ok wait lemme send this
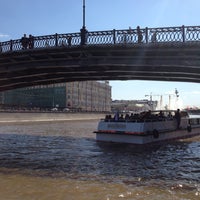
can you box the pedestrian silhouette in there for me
[175,109,181,129]
[137,26,143,43]
[21,34,28,49]
[28,34,34,49]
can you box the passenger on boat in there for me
[175,109,181,129]
[114,112,119,121]
[159,111,164,118]
[168,112,173,118]
[131,113,138,121]
[105,115,112,121]
[125,113,130,120]
[130,113,134,119]
[144,110,152,118]
[119,114,124,121]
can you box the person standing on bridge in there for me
[21,34,29,50]
[21,34,28,49]
[28,34,34,49]
[137,26,143,43]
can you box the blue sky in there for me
[1,0,200,108]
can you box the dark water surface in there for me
[0,120,200,199]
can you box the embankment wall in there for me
[0,112,105,123]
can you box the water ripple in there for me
[0,121,200,199]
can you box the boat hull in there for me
[95,127,200,144]
[95,110,200,144]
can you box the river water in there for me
[0,120,200,199]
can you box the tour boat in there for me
[94,110,200,144]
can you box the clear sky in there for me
[1,0,200,108]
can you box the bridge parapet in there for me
[1,25,200,53]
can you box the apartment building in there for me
[1,81,111,112]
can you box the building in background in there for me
[0,81,111,112]
[111,99,158,112]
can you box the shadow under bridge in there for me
[1,36,200,91]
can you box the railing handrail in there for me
[1,25,200,53]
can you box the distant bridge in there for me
[0,25,200,91]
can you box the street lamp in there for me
[80,0,87,45]
[83,0,85,28]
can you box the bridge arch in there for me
[1,25,200,91]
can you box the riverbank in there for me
[0,112,105,123]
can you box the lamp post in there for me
[80,0,87,45]
[83,0,85,28]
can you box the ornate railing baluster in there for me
[113,29,116,44]
[10,40,13,51]
[55,33,58,47]
[182,25,185,42]
[145,27,148,43]
[186,26,200,41]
